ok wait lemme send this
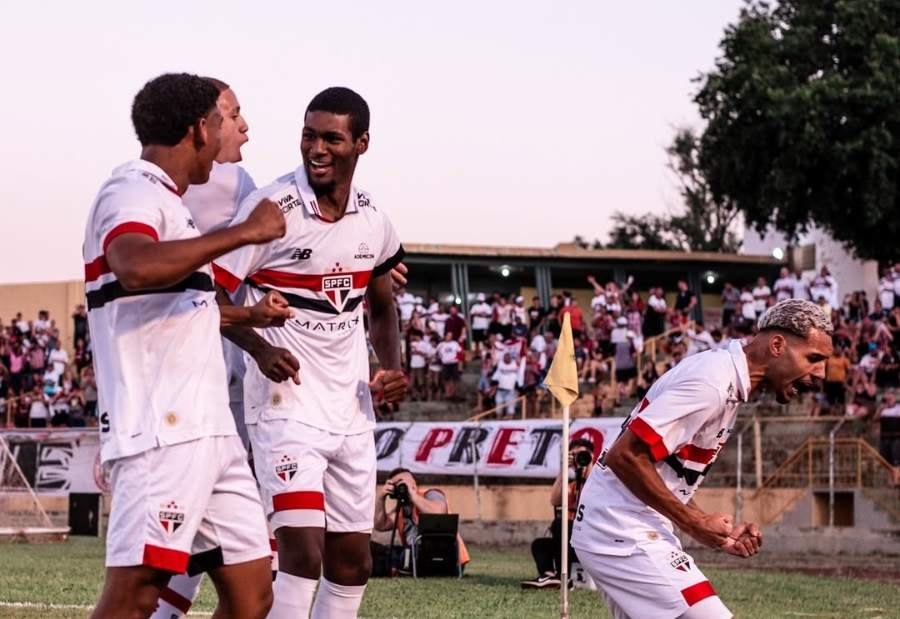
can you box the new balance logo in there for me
[291,248,313,260]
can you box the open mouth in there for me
[308,160,332,175]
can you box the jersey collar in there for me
[117,159,181,196]
[727,339,751,401]
[293,165,360,220]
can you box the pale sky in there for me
[0,0,745,284]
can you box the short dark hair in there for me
[131,73,220,147]
[387,467,410,479]
[203,76,230,93]
[569,438,594,452]
[306,87,370,140]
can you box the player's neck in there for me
[742,340,768,395]
[313,183,352,221]
[140,147,190,195]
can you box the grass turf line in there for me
[0,537,898,618]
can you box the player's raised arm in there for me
[604,429,734,549]
[106,198,285,291]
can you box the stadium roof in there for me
[404,242,783,265]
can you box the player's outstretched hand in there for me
[253,345,301,385]
[242,198,286,244]
[249,291,293,327]
[390,262,408,291]
[721,522,762,558]
[685,512,733,549]
[369,369,408,403]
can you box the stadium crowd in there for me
[392,264,900,465]
[0,306,97,428]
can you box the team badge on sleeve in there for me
[275,454,298,483]
[158,501,185,535]
[669,551,692,572]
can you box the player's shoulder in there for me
[662,348,733,391]
[95,162,164,210]
[239,169,302,213]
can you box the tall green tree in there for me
[693,0,900,262]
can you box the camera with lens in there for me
[574,450,592,469]
[388,481,411,505]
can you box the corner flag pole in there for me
[560,402,571,618]
[543,313,579,619]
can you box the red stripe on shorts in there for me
[628,416,669,461]
[272,491,325,512]
[677,444,717,465]
[142,544,189,573]
[159,586,192,614]
[269,538,278,551]
[682,580,716,606]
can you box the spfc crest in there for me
[322,274,353,312]
[669,551,691,572]
[158,501,185,536]
[275,454,298,483]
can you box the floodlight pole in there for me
[560,405,570,619]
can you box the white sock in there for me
[310,577,367,619]
[267,572,318,619]
[150,573,203,618]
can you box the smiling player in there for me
[572,299,833,619]
[212,87,407,619]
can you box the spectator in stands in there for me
[823,347,851,410]
[395,286,416,330]
[408,332,431,401]
[740,286,756,323]
[527,296,546,333]
[752,277,772,318]
[721,282,740,327]
[521,437,594,590]
[436,331,463,401]
[673,279,696,321]
[493,296,513,338]
[558,297,584,340]
[877,392,900,466]
[469,293,492,352]
[444,305,467,344]
[643,287,667,337]
[773,267,794,303]
[493,352,519,418]
[72,304,88,347]
[26,387,50,428]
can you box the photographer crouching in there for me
[521,438,595,589]
[371,468,470,576]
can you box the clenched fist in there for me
[721,522,762,558]
[248,291,293,328]
[684,512,734,549]
[253,345,301,385]
[369,369,408,403]
[242,198,286,244]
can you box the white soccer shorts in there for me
[578,538,732,619]
[249,419,376,533]
[105,435,270,573]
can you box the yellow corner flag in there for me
[544,313,579,407]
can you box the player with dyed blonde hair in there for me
[573,299,832,618]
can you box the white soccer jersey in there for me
[183,162,257,234]
[213,166,404,435]
[572,340,750,556]
[182,163,258,405]
[83,160,235,463]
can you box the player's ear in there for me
[192,118,208,150]
[768,333,786,358]
[355,131,369,156]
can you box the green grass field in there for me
[0,538,898,618]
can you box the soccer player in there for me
[212,87,407,619]
[572,299,833,619]
[85,73,291,619]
